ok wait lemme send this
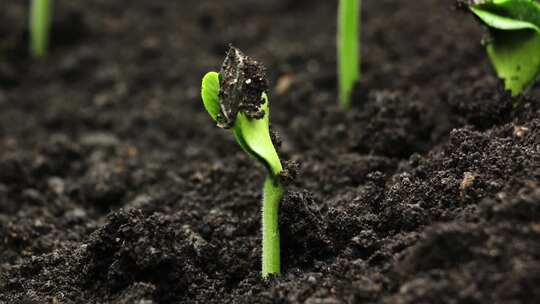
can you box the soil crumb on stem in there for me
[217,45,269,129]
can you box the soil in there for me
[1,0,540,303]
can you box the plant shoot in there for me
[201,46,284,278]
[30,0,53,58]
[338,0,360,109]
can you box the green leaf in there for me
[469,0,540,96]
[201,71,221,121]
[471,0,540,32]
[488,30,540,96]
[200,73,282,179]
[233,93,283,178]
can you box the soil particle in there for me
[386,188,540,304]
[280,190,331,267]
[445,82,514,130]
[459,171,476,196]
[79,161,127,208]
[513,125,529,138]
[277,160,300,186]
[80,210,216,301]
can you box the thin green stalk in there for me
[338,0,360,109]
[262,176,284,277]
[30,0,53,59]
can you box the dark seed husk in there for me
[217,45,269,129]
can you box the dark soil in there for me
[1,0,540,303]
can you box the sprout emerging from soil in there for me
[338,0,360,109]
[464,0,540,96]
[30,0,53,58]
[201,46,284,278]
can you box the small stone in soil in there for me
[513,126,529,138]
[460,172,476,195]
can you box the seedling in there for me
[466,0,540,96]
[30,0,53,58]
[201,46,284,278]
[338,0,360,109]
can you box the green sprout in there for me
[467,0,540,96]
[338,0,360,109]
[30,0,53,58]
[201,47,284,278]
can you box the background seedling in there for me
[467,0,540,96]
[201,47,284,278]
[30,0,53,58]
[338,0,360,109]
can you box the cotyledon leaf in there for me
[200,71,282,179]
[470,0,540,96]
[487,30,540,96]
[233,94,282,178]
[201,71,221,121]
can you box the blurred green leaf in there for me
[201,71,221,121]
[470,0,540,95]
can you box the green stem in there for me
[338,0,360,109]
[261,175,284,278]
[30,0,53,59]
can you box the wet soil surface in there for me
[1,0,540,303]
